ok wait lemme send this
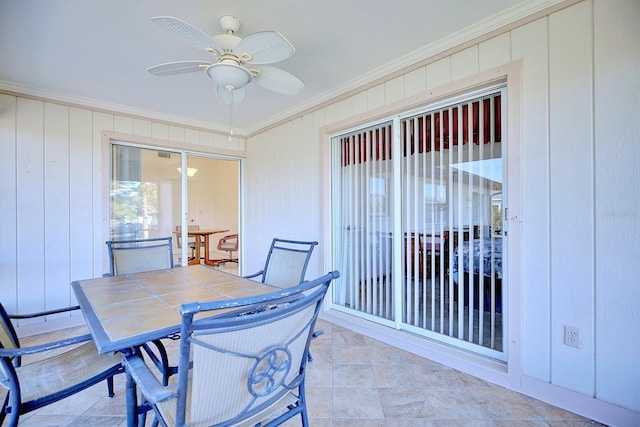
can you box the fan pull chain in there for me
[228,89,234,142]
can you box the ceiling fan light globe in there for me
[206,63,252,90]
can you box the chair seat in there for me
[16,342,122,404]
[219,242,237,251]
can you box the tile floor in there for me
[14,318,605,427]
[12,264,604,427]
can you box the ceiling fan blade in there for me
[253,65,304,95]
[147,61,211,76]
[151,16,223,54]
[235,31,295,65]
[216,85,246,105]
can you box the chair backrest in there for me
[217,234,238,252]
[261,238,318,288]
[106,237,174,276]
[174,225,200,249]
[172,271,339,426]
[0,303,19,352]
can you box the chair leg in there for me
[107,376,115,397]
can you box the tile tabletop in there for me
[72,265,276,353]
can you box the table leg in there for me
[194,236,201,264]
[204,235,211,263]
[126,370,137,427]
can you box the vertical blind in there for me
[335,122,395,320]
[333,89,504,358]
[401,92,503,355]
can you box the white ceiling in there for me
[0,0,551,134]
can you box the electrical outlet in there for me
[564,326,580,349]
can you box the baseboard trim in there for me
[520,376,640,427]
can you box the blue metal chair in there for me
[0,304,123,427]
[105,236,176,387]
[123,271,339,427]
[245,238,318,288]
[106,236,174,276]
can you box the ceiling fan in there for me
[147,15,304,105]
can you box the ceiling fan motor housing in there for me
[219,15,240,34]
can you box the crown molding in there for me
[0,80,245,137]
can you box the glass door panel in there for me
[332,122,395,323]
[400,91,505,359]
[183,155,240,268]
[110,145,179,244]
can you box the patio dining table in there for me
[71,264,279,426]
[72,264,277,354]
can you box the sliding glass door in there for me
[331,86,506,360]
[110,143,240,267]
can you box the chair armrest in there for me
[8,305,81,320]
[243,270,264,280]
[123,353,174,403]
[0,334,93,357]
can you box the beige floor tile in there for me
[333,386,384,418]
[377,386,434,418]
[306,361,333,388]
[333,418,387,427]
[423,386,492,420]
[470,385,544,420]
[386,419,435,427]
[333,363,376,387]
[16,414,79,426]
[305,386,333,419]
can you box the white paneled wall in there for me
[242,116,325,278]
[0,96,245,328]
[245,0,640,423]
[593,0,640,412]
